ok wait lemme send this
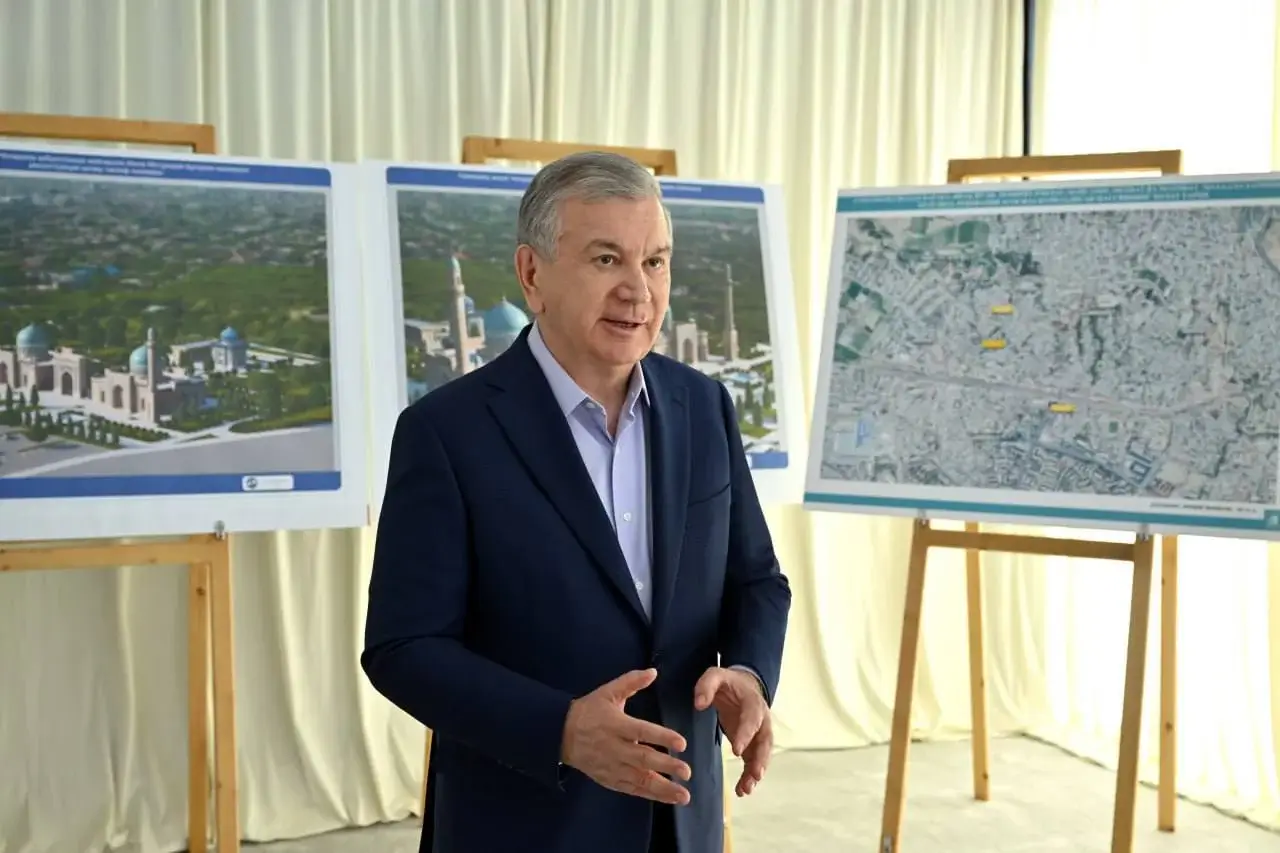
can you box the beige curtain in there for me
[1019,0,1280,828]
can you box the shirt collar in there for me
[527,321,649,418]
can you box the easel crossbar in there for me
[0,535,223,572]
[922,528,1138,562]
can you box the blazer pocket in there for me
[688,481,730,507]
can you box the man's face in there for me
[516,194,671,370]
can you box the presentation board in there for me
[805,174,1280,540]
[360,162,805,506]
[0,144,368,541]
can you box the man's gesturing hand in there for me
[694,666,772,797]
[560,668,692,805]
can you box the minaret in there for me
[145,326,160,385]
[724,264,740,362]
[450,254,474,375]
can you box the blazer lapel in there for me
[486,331,648,624]
[643,358,689,642]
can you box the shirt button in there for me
[635,580,645,591]
[622,511,633,522]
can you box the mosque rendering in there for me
[652,263,742,367]
[402,256,532,401]
[0,322,251,426]
[403,256,745,402]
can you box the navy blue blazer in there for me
[362,325,790,853]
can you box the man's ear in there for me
[514,244,545,314]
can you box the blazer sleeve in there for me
[361,404,574,789]
[714,381,792,705]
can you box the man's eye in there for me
[647,257,667,269]
[596,255,617,265]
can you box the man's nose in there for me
[618,268,652,303]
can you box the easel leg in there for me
[209,542,240,853]
[1109,536,1156,853]
[879,521,932,852]
[963,522,990,801]
[188,559,211,853]
[1158,535,1178,831]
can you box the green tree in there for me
[248,371,283,419]
[28,386,39,407]
[103,316,127,348]
[81,321,105,348]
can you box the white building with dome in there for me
[0,321,235,426]
[85,326,204,424]
[479,297,529,362]
[0,322,98,400]
[404,255,531,402]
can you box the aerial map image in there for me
[814,186,1280,517]
[0,167,338,489]
[393,182,782,458]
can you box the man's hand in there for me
[561,668,692,805]
[694,666,772,797]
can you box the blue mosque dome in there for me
[16,322,51,348]
[483,298,529,335]
[220,326,241,343]
[129,344,150,375]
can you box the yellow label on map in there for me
[981,338,1006,349]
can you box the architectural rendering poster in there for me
[0,145,368,542]
[805,174,1280,540]
[360,163,804,506]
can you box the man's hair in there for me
[516,150,670,258]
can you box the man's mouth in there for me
[604,319,644,330]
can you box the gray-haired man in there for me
[363,151,791,853]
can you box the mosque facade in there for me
[403,255,531,402]
[651,262,741,367]
[0,322,248,426]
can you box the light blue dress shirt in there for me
[526,323,765,696]
[527,321,655,617]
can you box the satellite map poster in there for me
[804,174,1280,539]
[0,144,369,542]
[360,162,805,506]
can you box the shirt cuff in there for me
[728,664,766,697]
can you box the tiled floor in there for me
[249,737,1280,852]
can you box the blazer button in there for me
[650,651,663,665]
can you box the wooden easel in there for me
[415,135,732,848]
[0,112,239,853]
[879,149,1184,853]
[461,135,679,175]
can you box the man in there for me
[362,151,791,853]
